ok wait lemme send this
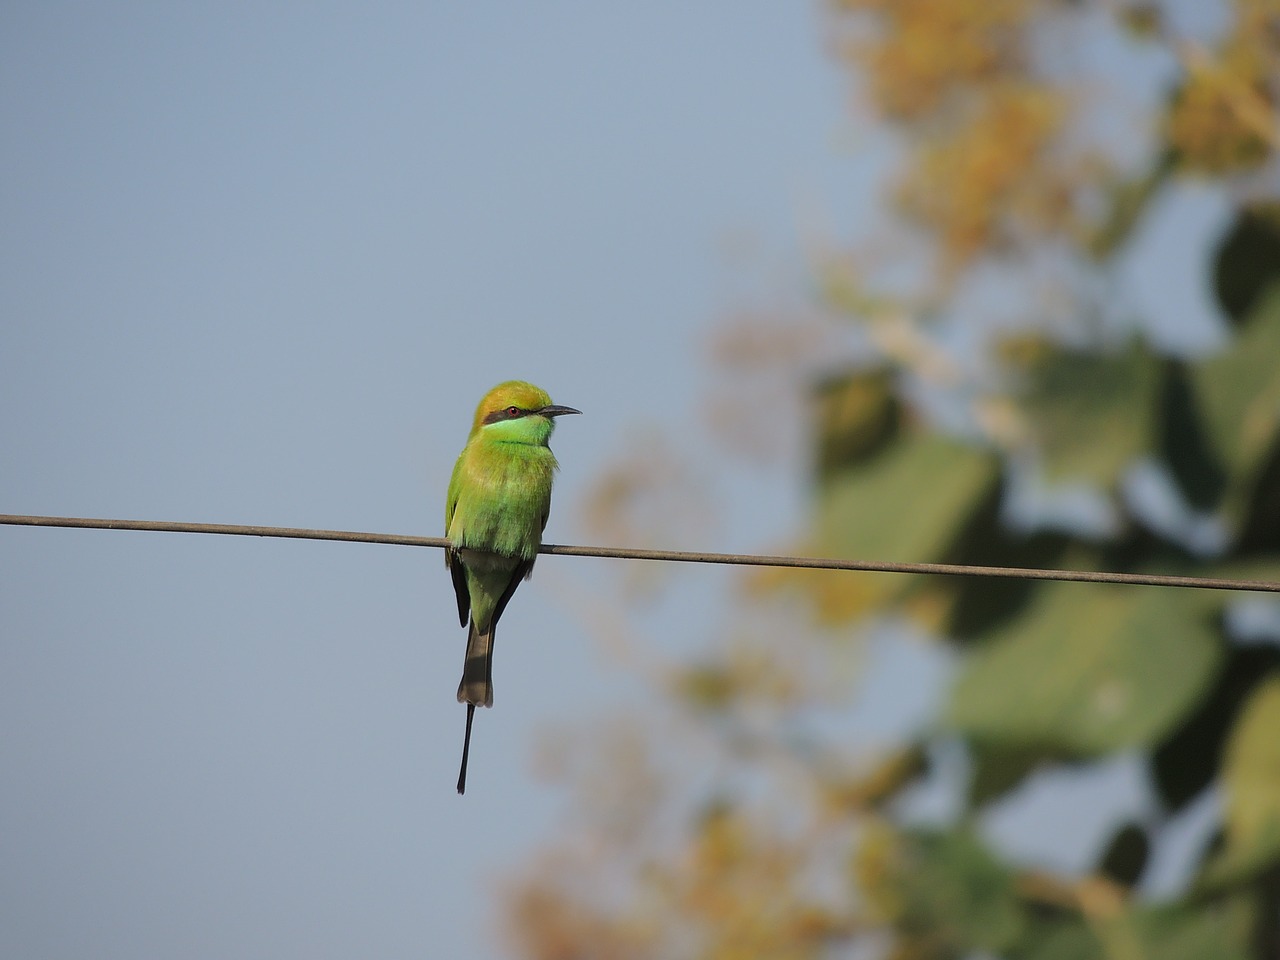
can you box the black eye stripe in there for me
[482,406,529,425]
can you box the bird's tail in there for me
[457,703,475,794]
[456,620,494,795]
[456,619,495,708]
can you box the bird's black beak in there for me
[538,404,582,418]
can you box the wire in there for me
[2,512,1278,594]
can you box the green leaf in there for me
[1020,341,1162,487]
[1152,645,1280,813]
[792,432,997,624]
[880,828,1026,954]
[910,476,1072,642]
[1200,675,1280,888]
[1021,920,1103,960]
[812,368,900,478]
[1096,898,1254,960]
[814,432,997,561]
[967,741,1050,808]
[947,580,1223,755]
[1191,286,1280,539]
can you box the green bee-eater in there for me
[445,380,580,794]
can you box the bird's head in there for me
[470,380,581,444]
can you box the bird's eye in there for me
[506,406,520,417]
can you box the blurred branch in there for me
[1175,37,1280,152]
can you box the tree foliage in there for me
[508,2,1280,957]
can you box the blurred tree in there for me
[507,1,1280,957]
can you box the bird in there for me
[445,380,580,794]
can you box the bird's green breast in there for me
[447,440,557,560]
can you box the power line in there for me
[2,512,1278,594]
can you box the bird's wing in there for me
[449,551,470,627]
[524,509,549,581]
[445,458,462,562]
[445,455,470,626]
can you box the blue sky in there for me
[0,3,863,957]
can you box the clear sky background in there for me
[0,3,867,957]
[0,3,1241,958]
